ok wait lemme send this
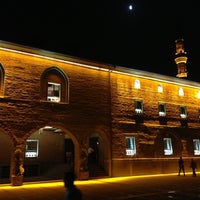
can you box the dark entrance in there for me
[88,136,107,177]
[88,137,99,164]
[64,138,74,172]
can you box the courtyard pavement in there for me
[0,172,200,200]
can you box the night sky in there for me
[1,1,199,82]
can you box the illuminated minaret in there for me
[174,38,188,78]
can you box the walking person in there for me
[178,156,185,176]
[63,172,82,200]
[190,158,197,177]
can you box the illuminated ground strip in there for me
[0,172,196,189]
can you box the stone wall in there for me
[0,42,200,181]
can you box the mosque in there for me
[0,38,199,186]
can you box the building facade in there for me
[0,40,200,185]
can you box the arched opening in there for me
[0,131,13,183]
[23,126,79,182]
[40,66,69,103]
[88,132,110,177]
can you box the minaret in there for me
[174,38,188,78]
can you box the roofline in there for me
[0,40,199,89]
[0,40,113,70]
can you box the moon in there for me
[128,4,133,11]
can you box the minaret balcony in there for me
[175,56,188,64]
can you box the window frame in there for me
[25,139,39,158]
[158,102,166,117]
[163,138,173,155]
[126,136,136,156]
[47,82,61,102]
[135,100,143,114]
[178,87,184,96]
[134,79,140,89]
[40,67,69,103]
[193,139,200,155]
[198,91,200,99]
[158,84,163,93]
[180,105,187,118]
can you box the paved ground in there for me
[0,172,200,200]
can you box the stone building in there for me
[0,39,200,185]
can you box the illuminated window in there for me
[158,102,166,116]
[158,84,163,93]
[193,139,200,155]
[198,91,200,99]
[41,67,69,103]
[135,100,143,114]
[126,136,136,156]
[25,139,39,158]
[47,82,61,102]
[178,87,184,96]
[134,79,140,89]
[163,138,173,155]
[180,106,187,118]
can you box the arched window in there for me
[134,79,140,89]
[178,87,184,96]
[0,63,5,96]
[40,67,69,103]
[197,91,200,99]
[158,84,163,93]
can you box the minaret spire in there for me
[174,38,188,78]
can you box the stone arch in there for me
[24,123,81,180]
[51,125,80,177]
[0,129,14,181]
[88,127,111,177]
[40,66,69,103]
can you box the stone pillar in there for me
[79,140,89,180]
[10,139,25,186]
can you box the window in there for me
[47,82,61,102]
[193,139,200,155]
[178,87,184,96]
[163,138,173,155]
[180,106,187,118]
[135,100,143,114]
[158,84,163,93]
[25,139,39,158]
[134,79,140,89]
[126,136,136,156]
[0,63,5,96]
[198,91,200,99]
[158,102,166,116]
[197,91,200,99]
[41,67,69,103]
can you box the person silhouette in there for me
[178,156,185,176]
[63,172,82,200]
[190,158,197,177]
